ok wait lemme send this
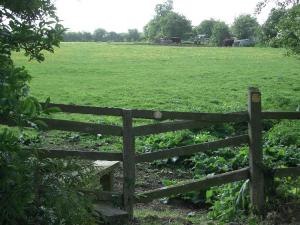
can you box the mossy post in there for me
[248,87,265,213]
[122,110,135,220]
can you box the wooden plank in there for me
[93,203,128,225]
[43,103,123,116]
[94,161,120,176]
[274,166,300,177]
[94,161,120,192]
[0,117,123,136]
[135,167,250,203]
[41,118,123,136]
[36,149,123,161]
[122,110,135,220]
[41,103,249,122]
[133,120,213,136]
[262,112,300,120]
[136,135,249,163]
[248,87,264,213]
[132,109,248,122]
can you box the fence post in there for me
[248,87,265,213]
[122,110,135,220]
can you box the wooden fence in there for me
[1,87,300,220]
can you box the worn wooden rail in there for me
[274,166,300,177]
[1,88,300,221]
[35,148,123,161]
[136,135,249,163]
[135,167,250,203]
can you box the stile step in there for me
[93,203,128,225]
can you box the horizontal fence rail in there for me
[34,149,123,161]
[136,135,249,163]
[133,120,213,136]
[0,118,123,136]
[44,103,123,116]
[274,166,300,177]
[43,103,249,122]
[41,118,123,136]
[135,167,250,203]
[131,110,249,122]
[262,112,300,120]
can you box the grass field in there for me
[14,43,300,113]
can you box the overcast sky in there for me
[55,0,275,33]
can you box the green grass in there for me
[14,43,300,113]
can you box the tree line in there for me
[63,28,143,42]
[63,0,300,54]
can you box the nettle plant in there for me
[0,1,98,224]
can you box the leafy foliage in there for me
[0,1,99,224]
[211,21,231,46]
[277,4,300,55]
[194,19,218,37]
[232,14,260,40]
[0,129,98,225]
[261,8,287,47]
[144,0,192,40]
[256,0,299,14]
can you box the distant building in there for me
[194,34,210,45]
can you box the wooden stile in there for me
[0,88,298,220]
[248,87,265,213]
[136,135,249,163]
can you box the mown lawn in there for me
[14,43,300,113]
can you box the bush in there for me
[0,128,99,225]
[266,121,300,147]
[278,5,300,55]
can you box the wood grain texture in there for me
[135,167,249,203]
[136,135,249,163]
[36,149,123,161]
[262,112,300,120]
[122,110,135,220]
[248,87,265,213]
[274,166,300,177]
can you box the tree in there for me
[256,0,299,13]
[0,1,96,224]
[277,4,300,54]
[261,8,287,46]
[160,12,192,38]
[105,31,121,42]
[232,14,260,39]
[211,21,231,46]
[127,29,140,42]
[0,0,64,119]
[195,19,218,37]
[93,28,107,42]
[155,0,173,16]
[144,0,192,40]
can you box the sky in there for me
[55,0,275,33]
